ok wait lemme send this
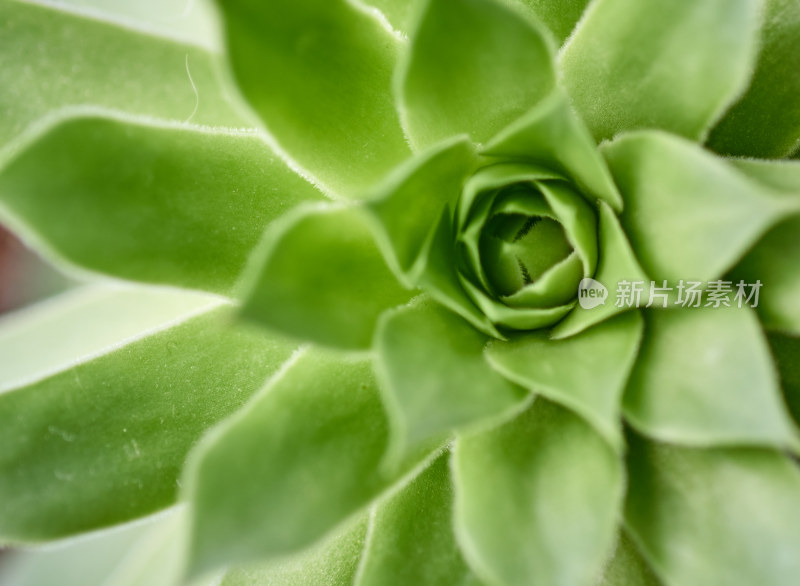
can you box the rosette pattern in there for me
[1,0,800,585]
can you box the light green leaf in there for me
[768,332,800,427]
[356,453,477,586]
[486,310,643,449]
[222,515,368,586]
[624,306,799,449]
[50,0,221,49]
[483,91,622,211]
[358,0,415,34]
[240,205,413,349]
[101,509,198,586]
[216,0,410,196]
[625,434,800,586]
[375,298,527,458]
[453,398,623,586]
[0,288,296,542]
[185,347,434,574]
[597,529,662,586]
[552,201,648,339]
[729,159,800,334]
[602,131,799,283]
[0,284,217,392]
[0,116,323,295]
[398,0,555,150]
[560,0,762,142]
[708,0,800,157]
[367,138,477,278]
[0,519,155,586]
[0,0,246,158]
[415,210,499,337]
[498,0,591,45]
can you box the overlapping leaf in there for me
[561,0,762,141]
[453,398,623,586]
[0,116,324,295]
[0,0,246,160]
[216,0,410,196]
[0,285,296,542]
[398,0,555,149]
[626,434,800,586]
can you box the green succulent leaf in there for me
[603,131,799,283]
[499,0,591,45]
[624,306,799,450]
[240,205,414,349]
[185,347,436,575]
[356,453,478,586]
[0,116,323,295]
[221,515,368,586]
[560,0,762,142]
[0,516,157,586]
[482,90,622,211]
[375,297,527,458]
[453,398,623,586]
[707,0,800,158]
[768,332,800,426]
[598,530,662,586]
[216,0,410,196]
[0,286,296,542]
[625,434,800,586]
[552,201,649,339]
[729,159,800,334]
[398,0,555,149]
[359,0,415,34]
[0,0,247,161]
[485,310,643,450]
[367,137,478,278]
[100,509,197,586]
[415,209,500,337]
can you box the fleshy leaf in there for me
[101,509,197,586]
[222,515,368,586]
[453,398,623,586]
[560,0,762,142]
[398,0,555,149]
[624,306,800,449]
[485,310,643,449]
[707,0,800,158]
[602,131,799,283]
[597,529,662,586]
[240,205,414,349]
[0,0,246,156]
[359,0,415,34]
[625,434,800,586]
[499,0,591,45]
[375,297,527,458]
[0,116,324,295]
[185,347,434,574]
[0,515,157,586]
[367,137,477,278]
[0,284,215,392]
[729,159,800,334]
[0,288,296,542]
[768,332,800,427]
[355,453,477,586]
[216,0,410,196]
[483,90,622,211]
[415,209,499,337]
[552,201,649,339]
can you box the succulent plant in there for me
[1,0,800,584]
